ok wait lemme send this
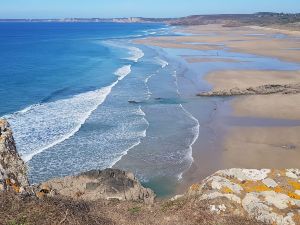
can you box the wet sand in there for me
[185,57,240,63]
[135,24,300,194]
[136,24,300,63]
[223,126,300,168]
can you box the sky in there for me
[1,0,300,19]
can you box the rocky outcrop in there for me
[0,119,155,203]
[38,169,156,204]
[187,168,300,225]
[0,119,28,193]
[197,83,300,96]
[2,118,300,224]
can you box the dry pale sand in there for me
[206,70,300,90]
[247,25,300,36]
[226,39,300,63]
[137,24,300,63]
[204,69,300,119]
[204,69,300,170]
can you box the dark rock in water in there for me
[154,97,163,100]
[0,119,29,193]
[128,100,140,104]
[197,83,300,97]
[39,168,156,204]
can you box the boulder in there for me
[0,119,28,192]
[39,169,156,204]
[187,168,300,225]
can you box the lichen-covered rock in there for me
[39,169,156,204]
[188,169,300,225]
[0,119,28,192]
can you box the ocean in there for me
[0,22,199,195]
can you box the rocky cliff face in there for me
[186,168,300,225]
[0,119,28,192]
[38,169,156,204]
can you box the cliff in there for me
[0,118,299,225]
[0,119,28,193]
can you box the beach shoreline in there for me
[135,23,300,195]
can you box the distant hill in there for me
[164,12,300,26]
[1,13,300,27]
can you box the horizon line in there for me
[1,11,300,20]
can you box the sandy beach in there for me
[136,24,300,63]
[135,24,300,193]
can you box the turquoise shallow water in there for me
[0,22,199,192]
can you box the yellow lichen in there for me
[12,184,20,193]
[240,180,271,193]
[190,184,200,192]
[5,179,12,186]
[288,180,300,190]
[5,179,20,193]
[287,192,300,200]
[274,183,300,199]
[274,186,284,194]
[220,186,234,194]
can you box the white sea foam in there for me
[102,41,144,63]
[144,74,153,84]
[172,71,200,180]
[114,65,131,80]
[155,57,169,68]
[109,106,149,168]
[144,74,154,98]
[125,47,144,62]
[5,66,133,162]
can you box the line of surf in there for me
[4,65,133,162]
[172,70,200,180]
[108,105,149,168]
[155,57,169,68]
[108,66,153,168]
[102,41,145,63]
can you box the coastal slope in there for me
[1,118,300,225]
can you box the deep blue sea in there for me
[0,22,200,195]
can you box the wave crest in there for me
[126,47,144,62]
[155,57,169,68]
[5,66,133,162]
[114,65,131,80]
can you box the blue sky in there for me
[1,0,300,19]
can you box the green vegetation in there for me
[128,206,142,214]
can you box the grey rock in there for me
[197,83,300,97]
[40,168,156,204]
[0,119,28,191]
[188,168,300,225]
